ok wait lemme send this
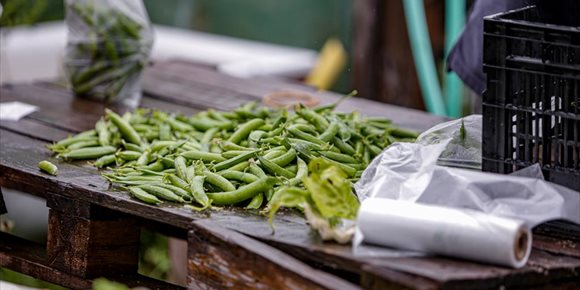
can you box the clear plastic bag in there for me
[415,115,482,170]
[65,0,153,107]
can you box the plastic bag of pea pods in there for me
[64,0,154,108]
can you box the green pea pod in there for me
[67,140,100,150]
[219,170,259,184]
[174,156,188,180]
[181,150,226,163]
[286,157,308,187]
[269,148,296,167]
[228,119,265,144]
[318,151,358,164]
[207,177,277,206]
[213,150,258,172]
[257,156,294,179]
[38,160,58,176]
[94,154,116,168]
[165,174,190,190]
[190,176,210,207]
[153,183,193,203]
[117,150,142,161]
[248,163,267,178]
[203,171,236,192]
[106,109,142,145]
[319,122,339,142]
[246,193,264,209]
[60,146,117,160]
[128,187,162,205]
[139,184,184,203]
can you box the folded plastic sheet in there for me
[353,115,580,267]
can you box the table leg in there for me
[46,194,140,278]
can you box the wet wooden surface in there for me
[1,60,579,289]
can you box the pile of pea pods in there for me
[47,102,417,210]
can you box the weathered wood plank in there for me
[188,220,360,290]
[362,250,580,290]
[0,232,183,290]
[143,61,448,131]
[532,235,580,258]
[47,195,140,278]
[0,82,201,135]
[0,187,7,215]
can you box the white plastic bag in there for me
[353,115,580,266]
[65,0,153,107]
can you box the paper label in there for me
[0,102,38,121]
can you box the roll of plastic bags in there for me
[353,115,580,267]
[357,198,532,268]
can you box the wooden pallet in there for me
[1,61,579,290]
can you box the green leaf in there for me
[303,158,359,220]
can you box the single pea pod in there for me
[106,109,142,145]
[185,165,196,183]
[38,160,58,176]
[165,174,190,190]
[60,146,117,160]
[248,163,267,178]
[287,126,326,146]
[190,176,210,207]
[318,150,358,164]
[257,156,294,179]
[66,140,100,150]
[117,150,142,161]
[174,155,188,181]
[319,122,339,142]
[295,104,329,132]
[95,118,111,146]
[136,150,152,166]
[167,118,193,132]
[246,193,264,209]
[51,136,98,150]
[140,160,165,172]
[181,150,226,163]
[332,137,356,155]
[269,148,296,167]
[153,183,193,202]
[128,187,162,205]
[286,157,308,186]
[207,176,277,206]
[228,119,265,144]
[93,154,117,168]
[218,141,253,152]
[227,161,251,172]
[213,150,258,172]
[219,170,259,184]
[138,184,184,203]
[203,171,236,192]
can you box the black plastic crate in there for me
[482,5,580,192]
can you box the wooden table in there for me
[1,61,579,290]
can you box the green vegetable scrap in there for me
[267,158,359,243]
[46,102,416,228]
[38,160,58,176]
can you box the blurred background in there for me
[0,0,474,116]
